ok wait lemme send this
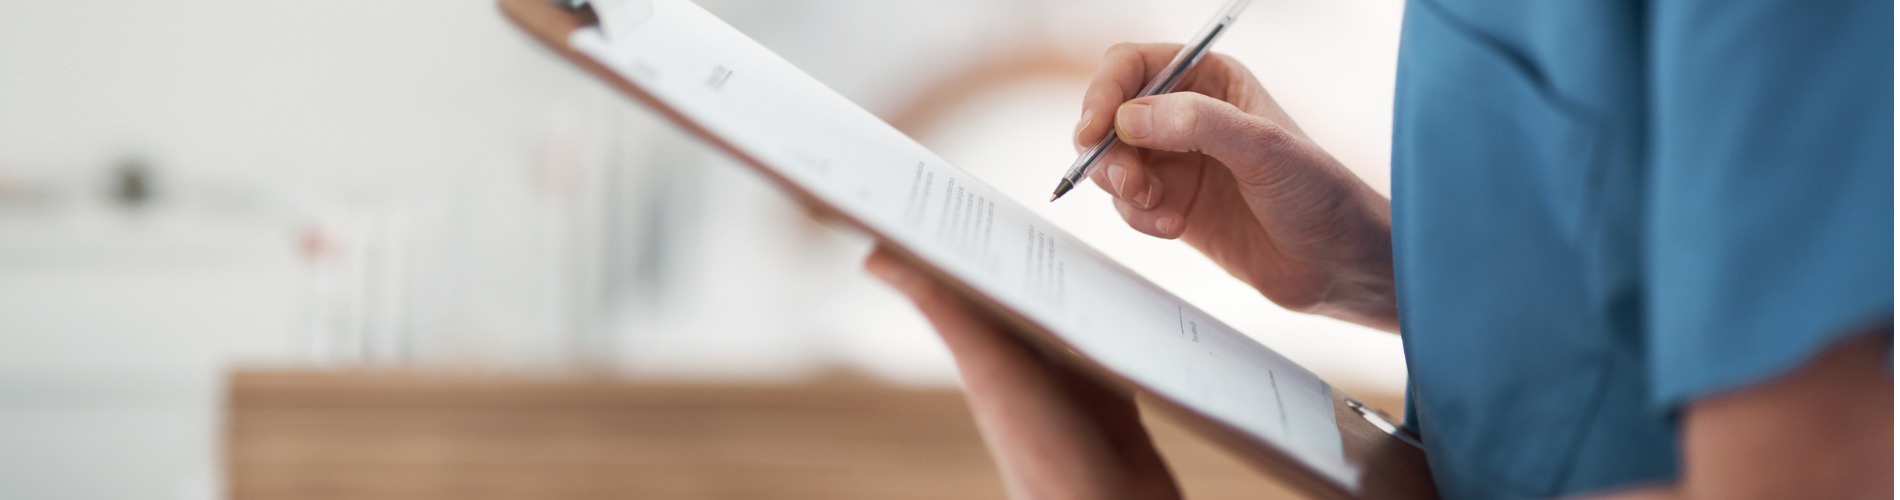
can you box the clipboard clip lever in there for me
[1347,398,1424,449]
[560,0,654,39]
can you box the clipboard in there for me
[499,0,1437,497]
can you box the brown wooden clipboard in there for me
[498,1,1437,497]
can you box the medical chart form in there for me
[568,0,1353,486]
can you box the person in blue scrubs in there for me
[865,1,1892,498]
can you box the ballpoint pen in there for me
[1049,0,1254,202]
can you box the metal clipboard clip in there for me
[562,0,654,39]
[1347,398,1424,449]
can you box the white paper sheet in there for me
[569,0,1351,486]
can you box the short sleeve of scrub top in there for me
[1644,0,1894,411]
[1390,0,1893,498]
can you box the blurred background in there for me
[0,0,1407,498]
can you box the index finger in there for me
[1075,43,1188,151]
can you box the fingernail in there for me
[1074,109,1095,151]
[1135,176,1158,209]
[1155,216,1177,235]
[1108,164,1128,198]
[1118,103,1152,139]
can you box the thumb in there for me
[1114,92,1288,175]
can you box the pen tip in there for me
[1049,179,1074,202]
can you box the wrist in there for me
[1305,185,1399,332]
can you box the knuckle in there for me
[1250,120,1297,154]
[1229,122,1301,188]
[1211,53,1249,74]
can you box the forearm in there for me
[1571,331,1893,500]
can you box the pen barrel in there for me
[1065,131,1119,182]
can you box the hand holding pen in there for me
[1062,10,1400,329]
[1049,0,1254,201]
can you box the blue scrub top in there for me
[1390,0,1893,497]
